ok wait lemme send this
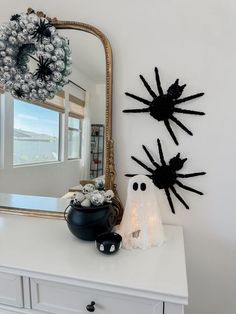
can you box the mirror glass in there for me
[0,28,107,212]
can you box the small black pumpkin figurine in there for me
[123,67,205,145]
[126,138,206,214]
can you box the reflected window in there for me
[68,116,82,159]
[13,100,60,166]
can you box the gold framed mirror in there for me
[0,9,123,222]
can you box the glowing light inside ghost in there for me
[118,175,165,249]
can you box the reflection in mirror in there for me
[0,28,107,211]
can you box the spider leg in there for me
[170,186,189,209]
[123,108,150,113]
[46,58,52,64]
[157,138,166,165]
[174,108,205,115]
[164,188,175,214]
[164,120,179,145]
[125,92,150,105]
[142,145,160,168]
[139,75,157,99]
[175,180,203,195]
[131,156,154,173]
[177,172,206,178]
[44,59,51,66]
[174,93,204,105]
[155,67,164,96]
[170,116,193,136]
[31,33,38,40]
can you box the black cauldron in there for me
[64,201,117,241]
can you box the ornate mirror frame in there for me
[0,9,123,222]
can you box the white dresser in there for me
[0,214,188,314]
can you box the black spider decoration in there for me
[31,19,52,43]
[14,88,25,99]
[123,67,205,145]
[126,138,206,214]
[10,14,21,21]
[34,56,53,81]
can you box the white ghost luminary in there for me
[118,175,165,250]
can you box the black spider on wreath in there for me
[123,67,205,145]
[10,14,21,22]
[31,18,52,43]
[14,88,25,99]
[34,56,53,81]
[126,138,206,214]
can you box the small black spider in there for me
[10,14,21,21]
[123,67,205,145]
[34,56,52,81]
[14,88,25,99]
[126,138,206,214]
[31,19,52,43]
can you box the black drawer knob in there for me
[86,301,96,312]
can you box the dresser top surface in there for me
[0,214,188,304]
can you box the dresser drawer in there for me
[30,278,163,314]
[0,272,23,308]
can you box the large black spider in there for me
[34,56,53,81]
[126,138,206,214]
[123,67,205,145]
[31,19,52,43]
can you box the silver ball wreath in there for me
[0,12,72,102]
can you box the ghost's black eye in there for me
[141,183,146,191]
[133,182,138,191]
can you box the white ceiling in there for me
[60,29,106,84]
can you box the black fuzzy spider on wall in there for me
[126,138,206,214]
[123,67,205,145]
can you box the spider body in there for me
[126,139,206,214]
[31,19,52,43]
[152,166,176,188]
[10,14,21,21]
[149,94,174,121]
[14,88,25,98]
[152,154,187,189]
[34,56,52,81]
[123,67,205,145]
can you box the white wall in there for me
[0,1,236,314]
